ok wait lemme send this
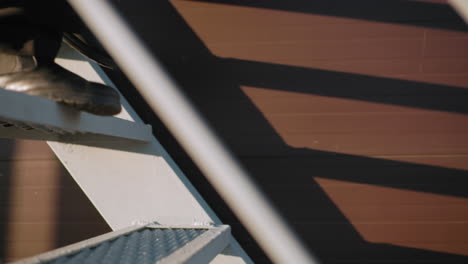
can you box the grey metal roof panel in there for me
[12,225,230,264]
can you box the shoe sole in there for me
[25,86,122,116]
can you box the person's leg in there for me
[0,5,40,73]
[0,1,121,116]
[0,1,62,68]
[22,0,63,66]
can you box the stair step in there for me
[11,224,231,264]
[0,88,152,142]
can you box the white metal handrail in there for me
[67,1,318,263]
[450,0,468,24]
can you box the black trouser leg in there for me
[0,0,75,69]
[0,1,122,116]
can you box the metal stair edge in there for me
[10,224,147,264]
[158,225,231,264]
[0,88,153,142]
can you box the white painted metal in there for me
[450,0,468,23]
[50,46,252,264]
[67,0,317,263]
[0,125,61,141]
[0,87,152,142]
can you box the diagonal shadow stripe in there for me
[191,0,468,32]
[223,58,468,115]
[241,146,468,198]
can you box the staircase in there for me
[1,44,251,264]
[1,0,321,262]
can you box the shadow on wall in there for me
[192,0,468,31]
[54,164,111,248]
[0,139,14,263]
[0,139,110,262]
[106,0,468,263]
[226,59,468,115]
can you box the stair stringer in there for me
[46,45,253,264]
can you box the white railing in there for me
[67,1,318,263]
[450,0,468,24]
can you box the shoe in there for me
[0,63,121,116]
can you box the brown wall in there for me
[107,0,468,263]
[168,1,468,263]
[0,139,110,263]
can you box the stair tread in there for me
[0,89,152,142]
[11,225,230,264]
